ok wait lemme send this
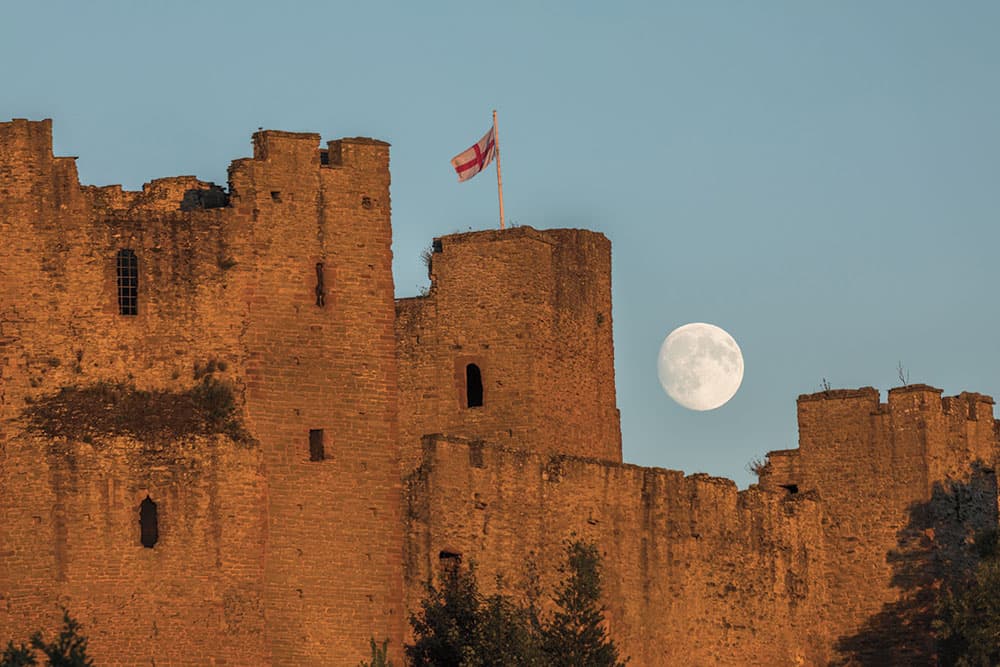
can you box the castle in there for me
[0,119,996,666]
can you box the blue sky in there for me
[3,1,998,487]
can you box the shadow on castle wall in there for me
[834,464,998,666]
[180,186,228,211]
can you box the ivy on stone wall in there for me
[21,377,254,446]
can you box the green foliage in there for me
[408,565,479,665]
[0,642,36,667]
[357,637,394,667]
[407,564,541,666]
[406,541,626,667]
[1,609,92,667]
[934,531,1000,666]
[540,542,626,667]
[474,585,546,666]
[22,378,253,445]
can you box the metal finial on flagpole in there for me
[493,109,505,230]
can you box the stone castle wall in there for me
[395,227,621,472]
[405,435,831,665]
[761,386,1000,661]
[0,119,403,665]
[0,432,266,666]
[1,118,998,665]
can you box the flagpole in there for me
[493,109,505,230]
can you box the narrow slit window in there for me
[309,429,325,462]
[116,249,138,316]
[315,262,326,307]
[466,364,483,408]
[139,496,158,548]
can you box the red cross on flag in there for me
[450,123,496,182]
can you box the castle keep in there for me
[1,119,996,665]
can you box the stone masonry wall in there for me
[395,227,621,473]
[0,432,265,666]
[230,130,404,665]
[0,119,404,666]
[406,435,832,666]
[761,385,1000,663]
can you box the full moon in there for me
[657,323,744,411]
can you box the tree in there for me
[540,541,627,667]
[1,609,92,667]
[934,530,1000,666]
[475,585,545,667]
[407,564,483,665]
[406,541,626,666]
[406,564,542,666]
[0,642,36,667]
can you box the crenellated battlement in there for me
[0,118,54,159]
[251,129,322,162]
[0,119,81,207]
[765,385,999,495]
[0,119,389,219]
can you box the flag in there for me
[450,124,496,182]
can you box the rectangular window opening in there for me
[309,429,325,462]
[116,249,138,316]
[469,442,485,468]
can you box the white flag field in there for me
[450,124,496,182]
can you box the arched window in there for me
[466,364,483,408]
[139,496,158,548]
[116,249,138,316]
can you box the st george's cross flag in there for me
[450,123,496,182]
